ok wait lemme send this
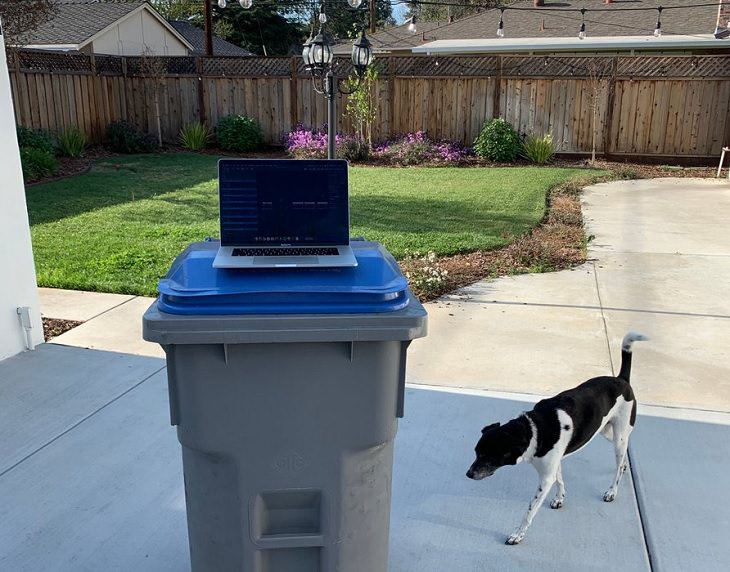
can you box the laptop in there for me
[213,159,358,269]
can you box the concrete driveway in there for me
[408,177,730,413]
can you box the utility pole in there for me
[369,0,376,33]
[203,0,213,56]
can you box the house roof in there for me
[335,0,723,54]
[22,1,192,51]
[169,20,253,57]
[414,34,725,55]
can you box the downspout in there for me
[17,306,36,351]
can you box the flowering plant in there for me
[373,131,472,166]
[285,124,369,161]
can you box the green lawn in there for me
[26,153,602,296]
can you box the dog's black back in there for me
[528,376,635,457]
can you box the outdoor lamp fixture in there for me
[302,1,374,159]
[578,9,587,40]
[497,8,505,38]
[654,7,663,37]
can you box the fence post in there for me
[387,56,395,140]
[197,57,207,126]
[603,56,619,157]
[493,55,502,119]
[290,56,298,131]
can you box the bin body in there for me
[143,241,427,572]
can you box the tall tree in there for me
[0,0,56,46]
[406,1,499,23]
[297,1,394,42]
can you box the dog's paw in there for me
[603,490,617,502]
[550,498,564,509]
[506,532,525,545]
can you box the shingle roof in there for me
[25,1,146,46]
[336,0,721,54]
[169,20,253,57]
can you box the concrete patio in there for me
[1,178,729,571]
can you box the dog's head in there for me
[466,421,528,480]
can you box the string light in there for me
[578,8,586,40]
[347,0,363,7]
[654,6,663,37]
[239,0,253,8]
[217,0,226,9]
[497,8,504,38]
[319,3,327,24]
[408,15,417,33]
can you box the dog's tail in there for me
[618,332,649,382]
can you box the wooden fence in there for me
[7,50,730,158]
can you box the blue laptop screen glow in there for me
[218,159,349,247]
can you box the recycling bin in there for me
[143,240,427,572]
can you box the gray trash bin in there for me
[143,241,427,572]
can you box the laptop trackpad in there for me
[253,256,319,265]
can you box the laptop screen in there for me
[218,159,350,247]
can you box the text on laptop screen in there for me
[218,160,349,246]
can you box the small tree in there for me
[0,0,56,47]
[344,66,379,148]
[140,46,166,147]
[585,57,614,165]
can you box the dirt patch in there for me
[42,318,83,341]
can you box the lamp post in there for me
[302,2,374,159]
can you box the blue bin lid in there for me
[157,240,410,315]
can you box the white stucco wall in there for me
[92,9,188,56]
[0,36,44,361]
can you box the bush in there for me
[105,120,158,154]
[373,131,472,166]
[402,250,449,300]
[56,126,87,158]
[522,133,555,164]
[20,147,58,181]
[337,136,370,162]
[474,118,521,162]
[216,115,263,152]
[16,126,54,154]
[178,122,211,151]
[284,125,371,161]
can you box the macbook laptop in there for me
[213,159,357,269]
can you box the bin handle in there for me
[397,341,411,418]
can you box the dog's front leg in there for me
[506,474,555,545]
[550,463,565,509]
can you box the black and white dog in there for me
[466,332,648,545]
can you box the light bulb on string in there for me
[578,9,586,40]
[347,0,363,8]
[239,0,253,8]
[654,7,663,37]
[497,9,504,38]
[408,16,417,33]
[218,0,227,9]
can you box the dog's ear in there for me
[481,422,500,434]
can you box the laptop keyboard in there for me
[232,247,340,257]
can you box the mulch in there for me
[42,318,83,341]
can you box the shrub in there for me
[474,118,521,162]
[522,133,555,164]
[16,126,54,154]
[56,126,87,158]
[105,120,158,154]
[178,122,211,151]
[284,125,370,161]
[402,251,449,300]
[337,135,370,162]
[285,125,328,159]
[20,147,58,181]
[216,115,263,152]
[373,131,472,166]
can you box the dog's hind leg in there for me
[604,426,632,502]
[550,463,565,509]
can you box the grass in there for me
[26,153,602,297]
